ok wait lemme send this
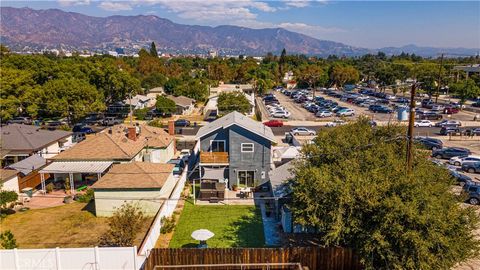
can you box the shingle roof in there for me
[1,169,18,183]
[52,124,174,161]
[1,124,71,155]
[167,95,195,107]
[92,162,175,189]
[8,155,46,175]
[196,111,276,142]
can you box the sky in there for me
[2,1,479,49]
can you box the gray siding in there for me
[199,124,272,189]
[228,125,271,188]
[199,128,229,152]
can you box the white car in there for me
[336,108,355,117]
[326,119,347,127]
[414,120,433,127]
[179,149,191,163]
[316,110,333,118]
[271,111,291,118]
[448,156,480,166]
[290,127,316,136]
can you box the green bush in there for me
[160,216,176,234]
[77,188,94,203]
[134,108,149,120]
[46,183,54,193]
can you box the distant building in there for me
[124,94,152,110]
[1,124,72,166]
[166,95,196,115]
[453,64,480,78]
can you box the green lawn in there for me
[169,200,265,248]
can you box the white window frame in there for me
[209,140,226,152]
[241,143,254,153]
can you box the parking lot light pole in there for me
[406,83,417,174]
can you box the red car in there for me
[444,107,459,114]
[263,120,284,127]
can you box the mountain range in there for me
[0,7,477,57]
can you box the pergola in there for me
[39,161,113,194]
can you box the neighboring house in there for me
[124,95,151,110]
[146,87,165,107]
[204,92,255,117]
[272,146,300,166]
[193,111,276,193]
[208,83,254,98]
[0,169,19,193]
[92,162,177,216]
[39,124,175,194]
[1,124,72,166]
[8,155,48,192]
[166,95,195,115]
[268,161,294,220]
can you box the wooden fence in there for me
[144,247,362,270]
[18,171,49,190]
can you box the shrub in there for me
[99,202,145,247]
[76,189,94,203]
[46,183,54,193]
[0,230,17,249]
[134,108,149,120]
[160,216,176,234]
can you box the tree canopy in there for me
[289,119,480,269]
[155,95,177,115]
[449,79,480,104]
[217,91,252,115]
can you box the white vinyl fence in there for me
[136,167,188,264]
[0,246,137,270]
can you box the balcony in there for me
[200,152,229,164]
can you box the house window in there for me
[241,143,254,153]
[238,171,255,187]
[210,140,226,152]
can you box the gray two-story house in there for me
[194,111,276,192]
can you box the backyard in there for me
[169,200,265,248]
[0,202,153,248]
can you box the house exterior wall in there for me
[94,189,162,217]
[39,135,73,159]
[93,173,177,217]
[228,125,271,188]
[145,142,175,163]
[199,128,229,152]
[2,176,19,193]
[198,124,272,189]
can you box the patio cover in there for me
[39,161,113,174]
[201,167,226,180]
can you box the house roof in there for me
[1,124,72,156]
[52,124,174,161]
[40,161,113,174]
[124,95,151,106]
[196,111,276,142]
[167,95,195,108]
[1,169,18,183]
[92,162,175,189]
[268,161,294,198]
[8,155,46,175]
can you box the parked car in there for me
[449,170,472,186]
[443,107,459,114]
[102,117,123,126]
[414,120,433,127]
[439,126,462,136]
[271,111,291,119]
[72,124,95,134]
[462,162,480,174]
[462,182,480,205]
[72,132,86,143]
[7,117,32,125]
[449,156,480,166]
[316,110,333,118]
[472,101,480,107]
[46,120,67,130]
[336,108,355,117]
[263,120,284,127]
[167,159,186,175]
[174,119,190,127]
[414,136,443,150]
[435,120,462,127]
[290,127,316,136]
[369,105,393,113]
[464,128,480,136]
[179,149,192,163]
[432,147,471,159]
[325,119,347,127]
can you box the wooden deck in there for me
[200,152,229,164]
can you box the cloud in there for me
[284,0,311,8]
[98,1,133,11]
[58,0,91,6]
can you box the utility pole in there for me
[435,53,444,103]
[406,83,417,174]
[129,91,133,125]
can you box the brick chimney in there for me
[168,120,175,136]
[127,127,137,141]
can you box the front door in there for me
[238,171,255,187]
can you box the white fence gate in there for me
[0,246,137,270]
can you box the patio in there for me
[196,189,256,206]
[17,190,71,210]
